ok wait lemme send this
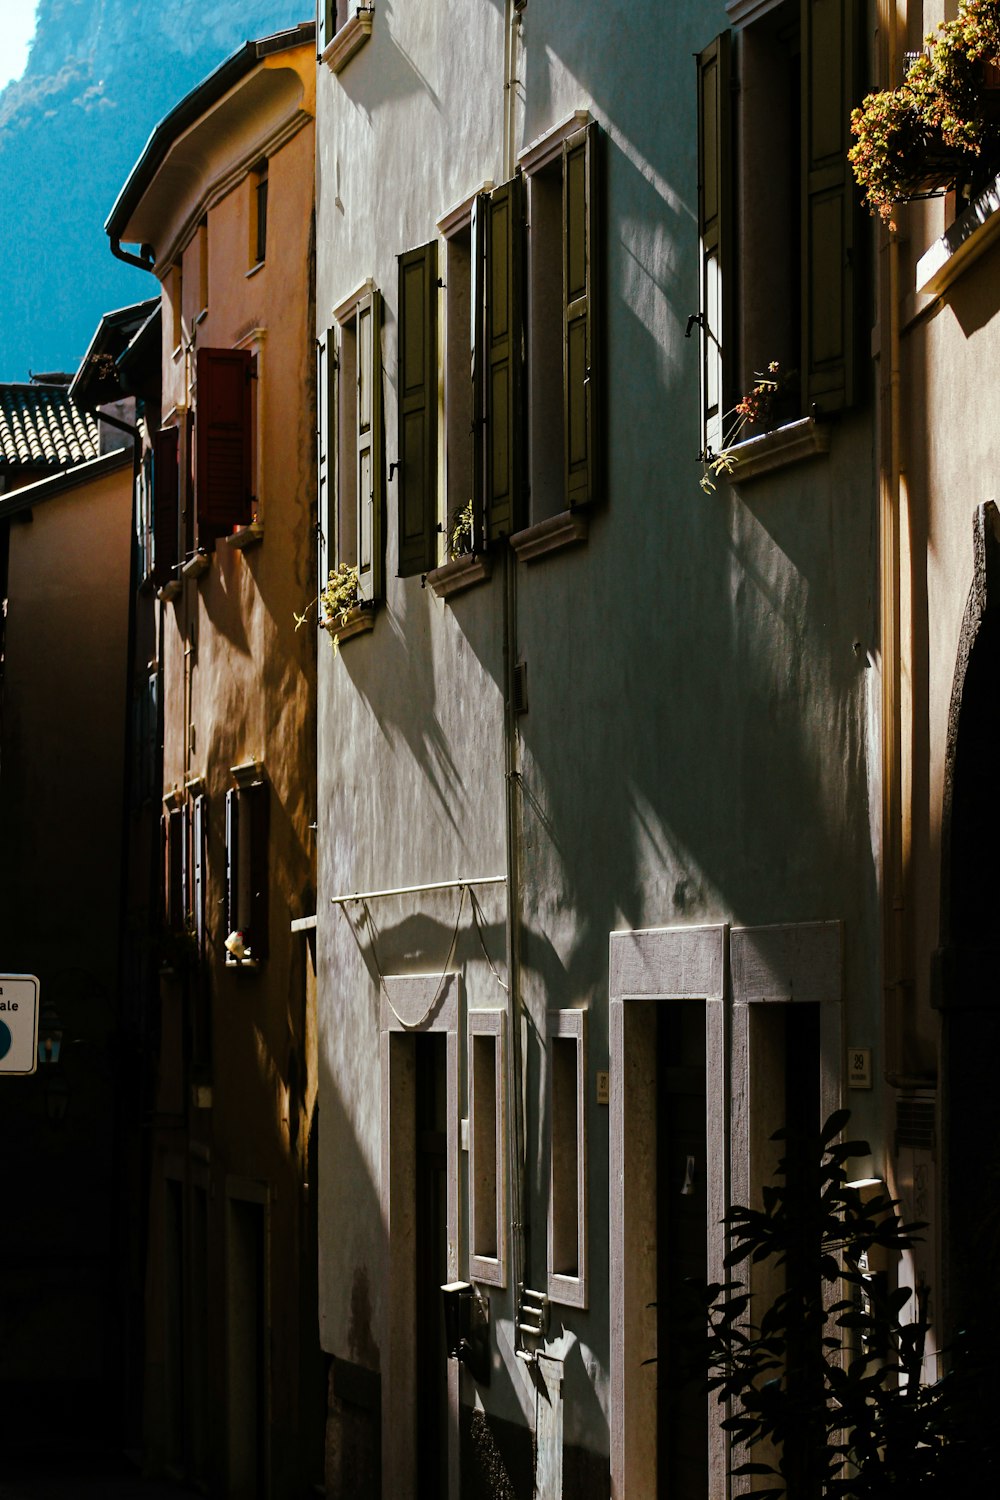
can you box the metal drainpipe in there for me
[502,0,529,1353]
[109,237,155,274]
[502,543,528,1355]
[879,0,906,1084]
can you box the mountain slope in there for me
[0,0,305,381]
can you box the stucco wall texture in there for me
[314,2,880,1494]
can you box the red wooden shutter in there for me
[196,347,253,538]
[152,426,179,586]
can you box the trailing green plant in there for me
[702,1110,997,1498]
[294,563,361,650]
[700,362,786,492]
[850,0,1000,221]
[449,499,475,559]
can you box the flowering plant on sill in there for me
[700,362,789,493]
[850,0,1000,222]
[294,563,362,650]
[449,499,475,560]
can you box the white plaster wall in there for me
[315,0,882,1474]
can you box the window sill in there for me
[916,167,1000,296]
[723,416,830,485]
[547,1271,587,1311]
[181,550,210,580]
[509,509,588,562]
[324,602,375,645]
[225,955,260,971]
[224,521,263,552]
[426,552,492,599]
[322,8,374,74]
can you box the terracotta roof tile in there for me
[0,384,99,472]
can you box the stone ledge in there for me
[426,552,492,598]
[725,416,830,484]
[225,521,264,552]
[916,168,1000,296]
[180,551,210,581]
[324,603,375,645]
[322,8,374,74]
[509,509,588,562]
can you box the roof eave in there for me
[105,22,315,255]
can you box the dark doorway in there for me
[656,1000,708,1500]
[227,1197,267,1499]
[944,607,1000,1331]
[415,1032,449,1500]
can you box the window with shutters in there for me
[195,346,255,545]
[697,0,861,473]
[318,283,384,609]
[162,801,185,935]
[189,791,207,959]
[224,772,269,966]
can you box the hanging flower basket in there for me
[850,0,1000,219]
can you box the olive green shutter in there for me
[318,0,335,51]
[485,176,524,543]
[801,0,858,414]
[563,122,600,510]
[696,33,732,457]
[397,241,438,576]
[316,327,336,599]
[470,191,488,551]
[356,289,384,603]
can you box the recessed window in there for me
[548,1008,587,1307]
[198,217,209,315]
[169,263,183,351]
[696,0,861,464]
[250,162,268,268]
[469,1010,506,1287]
[225,772,269,965]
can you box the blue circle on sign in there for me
[0,1018,11,1060]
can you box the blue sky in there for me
[0,1,38,91]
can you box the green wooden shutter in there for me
[318,0,335,51]
[397,241,438,577]
[802,0,858,414]
[356,289,384,602]
[697,33,732,456]
[485,176,524,543]
[470,191,488,551]
[317,327,336,599]
[563,122,600,510]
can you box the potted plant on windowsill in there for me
[294,563,373,650]
[701,362,793,491]
[850,0,1000,221]
[425,500,493,599]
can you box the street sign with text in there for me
[0,974,40,1075]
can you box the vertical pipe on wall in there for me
[501,541,529,1352]
[878,0,906,1081]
